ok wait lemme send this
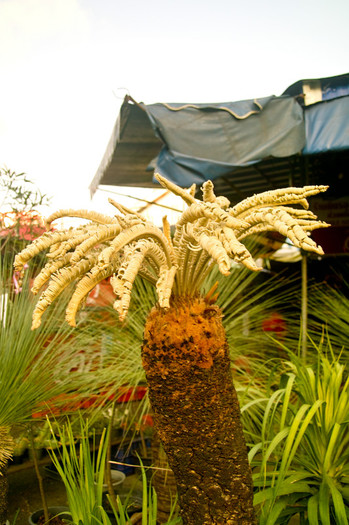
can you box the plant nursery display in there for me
[15,174,329,524]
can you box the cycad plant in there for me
[15,174,328,524]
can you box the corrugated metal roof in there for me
[90,98,162,194]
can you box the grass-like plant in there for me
[48,418,110,524]
[307,278,349,353]
[15,175,329,524]
[250,347,349,524]
[48,416,181,525]
[0,248,130,524]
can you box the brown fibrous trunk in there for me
[0,462,8,525]
[142,294,256,525]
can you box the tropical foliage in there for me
[13,176,328,330]
[48,417,180,525]
[13,175,330,524]
[242,348,349,524]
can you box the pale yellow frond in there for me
[200,181,230,208]
[201,180,216,203]
[175,203,246,245]
[31,255,97,329]
[197,231,231,276]
[162,215,175,259]
[296,220,331,231]
[238,207,327,255]
[237,219,329,243]
[46,228,97,260]
[215,196,230,209]
[237,224,275,240]
[46,209,117,227]
[99,223,176,268]
[174,223,216,291]
[111,281,134,321]
[31,253,73,294]
[230,185,328,218]
[156,265,178,308]
[274,207,320,220]
[111,258,135,321]
[220,227,260,271]
[162,215,172,244]
[108,198,146,221]
[205,202,249,229]
[65,264,117,326]
[188,183,197,197]
[155,173,196,206]
[111,240,169,320]
[70,222,121,264]
[14,231,76,271]
[188,250,212,290]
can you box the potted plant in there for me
[248,348,349,524]
[15,175,328,523]
[47,415,180,525]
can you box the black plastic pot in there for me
[28,506,71,524]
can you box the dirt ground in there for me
[7,459,142,525]
[7,461,69,525]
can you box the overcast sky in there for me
[0,0,348,221]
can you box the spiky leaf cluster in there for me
[14,174,329,329]
[0,426,13,469]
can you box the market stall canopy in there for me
[90,73,349,207]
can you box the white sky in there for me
[0,0,348,224]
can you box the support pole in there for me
[301,253,308,360]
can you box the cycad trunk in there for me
[0,427,13,525]
[142,295,256,525]
[0,462,8,525]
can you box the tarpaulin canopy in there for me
[303,96,349,154]
[90,73,349,206]
[144,96,305,187]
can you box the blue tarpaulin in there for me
[90,73,349,196]
[144,96,306,186]
[303,96,349,154]
[142,81,349,187]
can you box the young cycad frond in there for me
[15,175,328,330]
[229,185,328,216]
[32,254,98,329]
[236,205,329,252]
[45,208,118,227]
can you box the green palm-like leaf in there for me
[249,349,349,523]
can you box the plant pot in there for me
[104,493,142,522]
[28,506,71,525]
[94,469,126,492]
[44,463,62,482]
